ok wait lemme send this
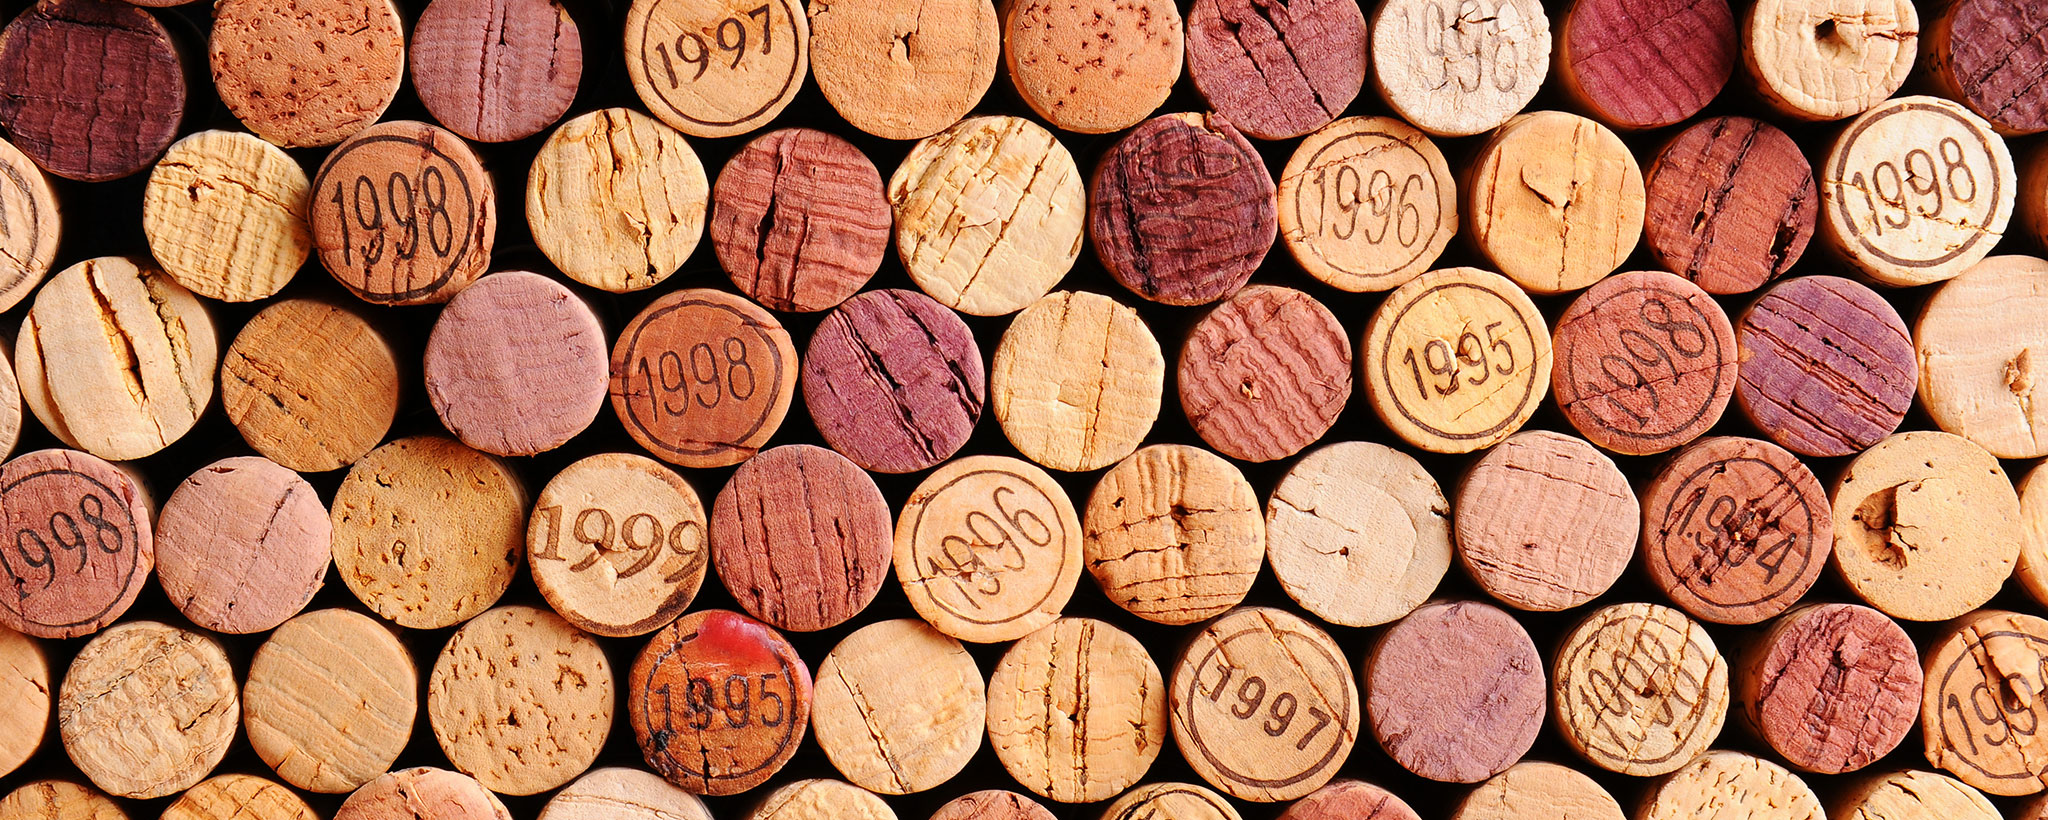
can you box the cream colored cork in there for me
[162,775,318,820]
[750,780,896,820]
[1637,751,1823,820]
[1278,116,1456,293]
[1084,445,1263,625]
[1100,784,1243,820]
[810,0,998,139]
[1370,0,1551,138]
[540,769,713,820]
[1818,95,2014,287]
[0,628,47,779]
[1267,441,1450,628]
[58,622,238,800]
[2022,463,2048,607]
[991,291,1163,472]
[335,768,511,820]
[1002,0,1181,134]
[331,435,527,630]
[530,453,709,638]
[429,605,613,796]
[1451,762,1623,820]
[1917,256,2048,458]
[1552,603,1728,777]
[1921,609,2048,795]
[245,609,416,794]
[0,783,126,820]
[0,136,61,314]
[1832,431,2020,622]
[987,618,1167,803]
[1361,267,1551,454]
[1170,607,1359,802]
[889,117,1085,316]
[210,0,406,147]
[1744,0,1918,122]
[0,353,19,474]
[222,298,399,473]
[813,619,985,795]
[1833,771,2001,820]
[624,0,810,138]
[528,108,709,293]
[895,455,1083,643]
[142,130,311,302]
[1466,111,1643,294]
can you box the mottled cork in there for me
[895,455,1085,643]
[1552,603,1728,776]
[244,609,416,794]
[1179,286,1349,462]
[1365,600,1543,783]
[991,291,1163,472]
[1832,771,2000,820]
[803,289,985,474]
[155,457,329,635]
[161,775,318,820]
[1275,781,1420,820]
[812,619,985,794]
[1266,441,1451,628]
[1921,609,2048,795]
[1643,116,1816,294]
[0,136,60,314]
[0,783,128,820]
[210,0,405,147]
[1084,445,1263,625]
[1184,0,1366,140]
[58,622,238,799]
[309,121,496,305]
[1737,603,1919,774]
[623,0,811,138]
[1091,113,1277,306]
[610,289,799,469]
[1099,783,1243,820]
[1735,276,1915,457]
[929,792,1056,820]
[987,618,1166,803]
[330,436,527,630]
[429,606,614,796]
[1637,751,1824,820]
[1002,0,1182,133]
[222,298,399,473]
[809,0,998,139]
[528,108,708,293]
[1361,267,1552,454]
[713,128,888,312]
[1276,116,1456,293]
[529,453,709,638]
[0,0,186,181]
[1169,607,1359,802]
[411,0,582,143]
[1455,431,1637,612]
[425,271,609,456]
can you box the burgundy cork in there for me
[0,449,151,640]
[1178,285,1350,463]
[0,0,186,181]
[1455,431,1638,612]
[629,609,813,796]
[1642,437,1830,625]
[425,271,608,457]
[410,0,582,143]
[1090,113,1278,306]
[1183,0,1368,141]
[1551,271,1738,456]
[710,445,892,632]
[802,289,985,474]
[1276,781,1422,820]
[930,792,1056,820]
[1559,0,1736,129]
[155,457,329,635]
[1737,603,1920,774]
[711,129,889,313]
[1734,276,1915,458]
[1644,117,1817,295]
[1927,0,2048,135]
[335,769,510,820]
[1365,600,1545,784]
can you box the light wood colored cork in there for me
[425,270,610,456]
[1265,441,1451,628]
[930,792,1056,820]
[751,780,895,820]
[539,768,714,820]
[1278,116,1456,293]
[624,0,810,138]
[1084,445,1263,625]
[1002,0,1181,134]
[1737,603,1921,774]
[222,298,399,473]
[155,457,329,635]
[1637,751,1823,820]
[162,775,318,820]
[528,108,709,293]
[143,130,311,302]
[809,0,998,139]
[0,353,18,463]
[330,435,527,630]
[1456,431,1638,612]
[1466,111,1644,295]
[1832,431,2020,622]
[896,455,1083,643]
[429,605,614,796]
[1641,437,1832,626]
[1744,0,1917,122]
[1099,784,1243,820]
[987,617,1167,803]
[812,619,985,794]
[0,628,47,779]
[0,783,127,820]
[1170,607,1359,802]
[1917,255,2048,459]
[991,291,1162,472]
[245,608,416,794]
[1819,95,2014,287]
[310,121,496,305]
[1362,267,1550,453]
[1551,271,1738,455]
[1553,603,1729,777]
[610,288,799,469]
[1921,609,2048,795]
[1369,0,1551,137]
[530,453,708,638]
[1832,771,2001,820]
[629,610,813,796]
[1276,781,1420,820]
[2023,463,2048,608]
[210,0,404,147]
[1365,600,1544,784]
[335,768,511,820]
[0,136,60,314]
[409,0,582,143]
[58,622,237,799]
[1177,285,1349,462]
[889,117,1085,316]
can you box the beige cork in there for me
[1465,111,1644,295]
[987,617,1167,803]
[222,298,399,473]
[154,456,330,635]
[143,130,311,302]
[0,351,18,463]
[1170,607,1359,802]
[1361,267,1551,453]
[0,628,47,779]
[991,291,1163,472]
[210,0,405,147]
[1833,770,2001,820]
[1278,116,1456,293]
[0,783,126,820]
[1369,0,1551,138]
[2023,463,2048,608]
[1832,431,2020,622]
[1637,751,1823,820]
[810,0,998,139]
[1553,602,1729,777]
[1002,0,1181,134]
[895,455,1084,643]
[750,780,895,820]
[335,768,511,820]
[245,608,415,794]
[1456,430,1638,612]
[930,792,1056,820]
[309,121,497,306]
[540,768,714,820]
[0,136,61,314]
[429,605,614,796]
[528,108,709,293]
[1084,445,1262,625]
[530,453,708,638]
[1276,781,1421,820]
[610,288,800,468]
[58,622,237,800]
[813,619,985,794]
[1267,441,1450,628]
[331,435,527,629]
[1453,763,1622,820]
[1917,255,2048,459]
[1744,0,1917,122]
[162,775,318,820]
[0,449,153,640]
[624,0,809,138]
[1921,609,2048,795]
[1818,95,2014,287]
[1100,783,1243,820]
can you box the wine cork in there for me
[222,298,399,473]
[1819,96,2015,287]
[1925,0,2048,136]
[528,108,709,293]
[1090,113,1277,306]
[711,444,892,632]
[425,271,609,456]
[712,128,887,312]
[2022,463,2048,608]
[889,116,1085,317]
[0,0,185,181]
[1553,603,1730,776]
[750,780,895,820]
[1083,445,1263,625]
[610,288,799,469]
[1744,0,1917,121]
[0,628,47,779]
[1183,0,1365,141]
[1922,609,2048,794]
[1643,116,1817,295]
[808,0,998,140]
[411,0,582,143]
[1275,781,1421,820]
[17,257,217,461]
[161,775,318,820]
[1637,751,1824,820]
[1453,764,1624,820]
[530,453,708,638]
[141,130,310,303]
[2027,145,2048,252]
[0,355,18,464]
[211,0,404,147]
[1557,0,1736,130]
[1833,771,2001,820]
[1642,437,1830,625]
[930,792,1055,820]
[991,291,1163,472]
[334,769,510,820]
[1178,285,1349,462]
[1737,603,1920,774]
[1266,442,1451,628]
[310,120,496,305]
[1552,271,1738,455]
[812,619,985,794]
[1170,606,1359,802]
[1735,276,1915,457]
[1276,116,1456,293]
[1365,600,1543,783]
[802,289,986,474]
[244,608,415,794]
[1455,431,1637,612]
[1916,255,2048,459]
[986,618,1167,803]
[0,783,126,820]
[155,457,329,635]
[330,435,527,630]
[0,136,57,315]
[0,449,151,640]
[624,0,809,138]
[1369,0,1551,137]
[895,455,1083,643]
[540,768,714,820]
[1466,111,1645,295]
[1001,0,1181,134]
[1833,431,2019,621]
[429,605,614,796]
[629,609,813,796]
[58,622,237,799]
[1361,267,1550,453]
[1099,784,1242,820]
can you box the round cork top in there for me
[1738,603,1919,774]
[529,108,709,293]
[155,457,329,635]
[1641,436,1831,625]
[539,768,713,820]
[222,298,399,473]
[895,455,1084,643]
[411,0,582,143]
[2022,462,2048,608]
[1365,600,1543,783]
[162,775,318,820]
[610,288,800,469]
[429,605,614,796]
[1170,606,1360,802]
[1266,441,1451,628]
[1275,781,1421,820]
[1455,431,1637,611]
[330,435,527,630]
[335,768,511,820]
[1743,0,1917,121]
[211,0,403,147]
[244,609,416,794]
[1643,116,1817,295]
[0,449,151,640]
[889,116,1085,317]
[1369,0,1551,138]
[1552,271,1737,455]
[59,622,238,799]
[1917,255,2048,459]
[1091,112,1277,306]
[1735,276,1915,457]
[808,0,998,140]
[1099,784,1243,820]
[628,609,814,796]
[0,357,18,465]
[529,453,709,638]
[425,271,609,456]
[1833,431,2019,621]
[1084,445,1263,625]
[18,257,217,461]
[802,289,986,474]
[986,618,1166,803]
[750,779,896,820]
[1834,771,2001,820]
[1179,285,1350,462]
[1553,603,1729,776]
[812,619,985,794]
[1361,267,1551,453]
[1922,609,2048,794]
[143,130,311,303]
[711,444,892,632]
[0,628,48,779]
[991,291,1163,472]
[1928,0,2048,136]
[2029,147,2048,253]
[712,128,887,312]
[1466,111,1644,295]
[0,0,184,181]
[1638,751,1824,820]
[1002,0,1181,134]
[1184,0,1367,141]
[1277,116,1457,293]
[310,120,497,305]
[0,136,58,314]
[623,0,810,138]
[929,792,1056,820]
[1558,0,1735,130]
[1818,95,2015,286]
[0,783,127,820]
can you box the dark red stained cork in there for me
[1365,600,1545,784]
[1090,113,1278,307]
[1738,603,1921,774]
[802,289,985,475]
[1734,276,1915,458]
[1552,271,1737,456]
[410,0,583,143]
[1276,781,1422,820]
[712,128,890,313]
[1644,116,1817,295]
[0,0,187,181]
[1561,0,1736,129]
[1934,0,2048,135]
[709,444,892,633]
[1183,0,1368,141]
[1178,285,1350,463]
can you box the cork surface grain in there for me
[1099,782,1244,820]
[0,628,48,779]
[161,775,318,820]
[1455,431,1637,612]
[1365,600,1544,783]
[609,288,799,468]
[1465,111,1643,295]
[929,791,1057,820]
[0,782,127,820]
[428,605,614,796]
[1551,603,1729,776]
[210,0,405,148]
[330,435,527,630]
[1916,255,2048,459]
[1921,609,2048,795]
[628,610,814,796]
[623,0,811,138]
[749,779,896,820]
[0,354,18,465]
[1276,116,1457,293]
[0,449,151,641]
[0,136,58,314]
[2023,462,2048,609]
[1637,751,1824,820]
[712,128,888,313]
[1274,780,1421,820]
[244,608,416,794]
[0,0,185,181]
[1083,444,1264,625]
[991,291,1163,472]
[1739,603,1919,774]
[1551,270,1737,455]
[1735,275,1915,457]
[1641,436,1831,625]
[425,271,610,457]
[1169,606,1359,802]
[538,768,713,820]
[894,455,1084,643]
[222,298,399,473]
[411,0,582,143]
[1002,0,1182,134]
[1833,770,2001,820]
[1265,441,1451,628]
[1184,0,1366,141]
[1743,0,1917,121]
[58,622,238,800]
[811,619,985,794]
[142,130,312,303]
[808,0,999,140]
[1831,431,2019,621]
[802,288,985,474]
[528,108,709,293]
[2029,147,2048,253]
[1369,0,1550,137]
[1361,267,1552,454]
[1643,116,1816,294]
[1817,95,2013,286]
[986,618,1166,803]
[333,768,512,820]
[154,456,330,635]
[1927,0,2048,136]
[1178,285,1349,462]
[1090,113,1276,307]
[711,444,892,632]
[310,121,497,305]
[529,453,709,638]
[1559,0,1735,129]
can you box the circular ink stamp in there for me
[0,449,150,640]
[629,609,811,796]
[309,121,494,305]
[1170,606,1359,802]
[610,289,798,469]
[1642,436,1829,625]
[1552,602,1729,776]
[1363,267,1550,453]
[1821,95,2014,287]
[624,0,808,138]
[1552,271,1737,455]
[530,453,709,638]
[1277,116,1455,293]
[894,455,1082,643]
[1924,609,2048,796]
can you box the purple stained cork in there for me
[803,289,986,474]
[1734,276,1915,458]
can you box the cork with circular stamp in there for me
[2022,463,2048,608]
[540,768,714,820]
[222,298,399,473]
[1642,437,1831,626]
[155,457,329,635]
[1002,0,1181,134]
[330,436,528,630]
[211,0,403,147]
[1362,267,1551,454]
[411,0,582,143]
[530,453,708,638]
[162,775,318,820]
[1171,607,1359,802]
[812,619,985,794]
[1922,609,2048,795]
[1266,441,1452,628]
[1456,431,1637,612]
[59,622,238,799]
[1450,763,1623,820]
[624,0,809,138]
[1556,0,1735,130]
[1552,271,1738,455]
[1833,431,2020,621]
[1553,603,1730,777]
[991,291,1163,472]
[1084,445,1263,625]
[244,609,415,794]
[1735,276,1916,457]
[611,288,799,469]
[750,779,896,820]
[1637,751,1824,820]
[142,130,311,303]
[17,257,217,461]
[1643,116,1817,295]
[334,768,511,820]
[425,271,610,457]
[1100,784,1243,820]
[930,792,1056,820]
[310,121,497,306]
[1277,116,1456,293]
[1276,781,1420,820]
[1369,0,1551,138]
[712,128,888,312]
[711,444,892,632]
[0,783,127,820]
[890,116,1085,317]
[1365,600,1544,783]
[1926,0,2048,136]
[0,449,151,640]
[529,108,709,293]
[429,605,614,796]
[1466,111,1645,295]
[808,0,997,140]
[1917,256,2048,459]
[1179,286,1350,463]
[1091,113,1276,307]
[1184,0,1364,141]
[896,455,1083,643]
[0,137,58,314]
[0,628,48,779]
[1743,0,1918,122]
[803,289,985,474]
[1833,771,2002,820]
[987,618,1165,802]
[0,0,186,181]
[1820,95,2015,287]
[1737,603,1920,774]
[629,609,813,796]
